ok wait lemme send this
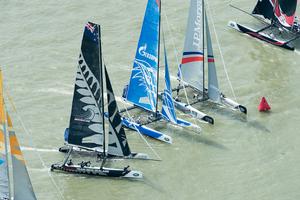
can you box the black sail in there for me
[278,0,297,16]
[104,66,131,157]
[252,0,275,20]
[68,22,104,149]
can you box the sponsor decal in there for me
[193,0,202,49]
[133,173,140,177]
[138,44,158,63]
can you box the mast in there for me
[156,0,161,116]
[202,0,205,98]
[98,25,105,158]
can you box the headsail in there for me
[105,66,131,157]
[161,37,177,124]
[205,11,221,103]
[0,71,9,200]
[126,0,160,112]
[7,114,37,200]
[68,22,104,149]
[179,0,204,92]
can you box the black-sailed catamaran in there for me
[229,0,300,50]
[0,70,37,200]
[173,0,247,125]
[51,22,143,179]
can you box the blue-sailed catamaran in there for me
[0,70,37,200]
[173,0,247,122]
[228,0,300,50]
[121,0,199,143]
[51,22,143,179]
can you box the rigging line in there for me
[4,87,65,200]
[163,9,190,106]
[206,2,237,102]
[116,88,162,161]
[102,59,161,161]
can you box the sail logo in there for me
[193,0,202,49]
[138,44,158,63]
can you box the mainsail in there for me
[126,0,160,112]
[205,11,221,103]
[274,0,297,28]
[0,71,9,200]
[179,0,204,93]
[105,66,131,157]
[252,0,298,29]
[7,114,37,200]
[68,22,104,149]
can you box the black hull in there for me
[50,164,142,178]
[230,22,295,50]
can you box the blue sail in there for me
[126,0,160,112]
[161,43,177,124]
[161,36,196,128]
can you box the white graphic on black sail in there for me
[105,66,131,157]
[68,22,103,149]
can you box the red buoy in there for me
[258,97,271,112]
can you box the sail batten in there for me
[68,22,104,149]
[179,0,204,92]
[126,0,160,113]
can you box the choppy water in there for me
[1,0,300,199]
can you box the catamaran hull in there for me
[50,164,143,179]
[122,118,172,144]
[58,145,149,160]
[173,100,214,124]
[228,21,294,50]
[221,96,247,114]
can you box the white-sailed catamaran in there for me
[174,0,247,122]
[121,0,199,143]
[228,0,300,50]
[0,70,37,200]
[51,22,143,179]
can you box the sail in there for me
[205,12,221,103]
[105,66,131,157]
[179,0,204,92]
[68,22,104,149]
[126,0,161,112]
[7,114,37,200]
[252,0,275,20]
[0,71,9,200]
[161,38,177,124]
[274,0,297,28]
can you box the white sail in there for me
[205,11,221,103]
[179,0,204,92]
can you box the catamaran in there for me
[51,22,143,178]
[173,0,247,122]
[121,0,199,139]
[228,0,300,50]
[0,70,37,200]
